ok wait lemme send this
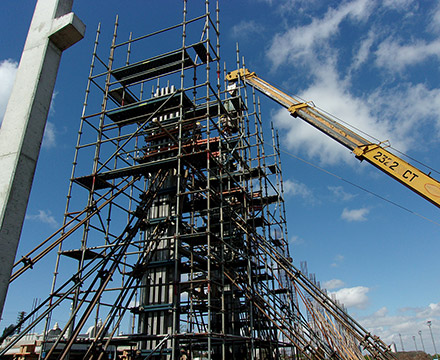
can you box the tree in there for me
[0,324,15,343]
[16,311,26,333]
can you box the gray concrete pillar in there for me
[0,0,85,320]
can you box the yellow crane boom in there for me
[227,68,440,208]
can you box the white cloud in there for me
[41,90,59,149]
[283,178,313,199]
[289,234,304,245]
[341,207,369,222]
[328,186,356,201]
[368,82,440,139]
[231,20,264,39]
[0,59,18,125]
[418,303,440,318]
[329,286,370,309]
[272,0,322,15]
[0,59,59,148]
[274,107,351,165]
[26,210,58,228]
[359,302,440,353]
[429,3,440,33]
[49,90,58,117]
[334,254,344,262]
[331,254,345,268]
[373,306,388,318]
[258,0,321,11]
[323,278,345,290]
[265,1,440,168]
[350,30,376,71]
[375,38,440,72]
[267,0,373,68]
[42,121,56,149]
[272,61,397,166]
[382,0,416,11]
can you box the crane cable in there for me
[270,143,440,227]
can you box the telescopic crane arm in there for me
[226,68,440,209]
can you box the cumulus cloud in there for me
[373,306,388,318]
[323,278,345,290]
[368,83,440,138]
[264,0,323,16]
[49,90,58,117]
[375,38,440,72]
[265,1,440,167]
[42,121,57,149]
[26,210,58,228]
[350,30,376,71]
[272,60,398,166]
[329,286,370,309]
[331,254,345,268]
[255,0,274,4]
[41,91,59,149]
[359,302,440,353]
[0,59,18,125]
[257,0,319,11]
[328,186,356,201]
[283,178,314,200]
[429,3,440,33]
[0,59,59,148]
[274,107,352,165]
[341,207,369,222]
[267,0,373,68]
[289,234,305,245]
[417,302,440,318]
[260,1,440,352]
[231,20,264,40]
[382,0,416,11]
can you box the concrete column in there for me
[0,0,85,320]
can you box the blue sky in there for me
[1,0,440,353]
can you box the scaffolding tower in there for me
[1,3,396,360]
[42,3,294,358]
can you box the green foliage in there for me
[0,311,27,344]
[0,324,15,342]
[16,311,26,333]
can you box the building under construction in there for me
[1,2,396,360]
